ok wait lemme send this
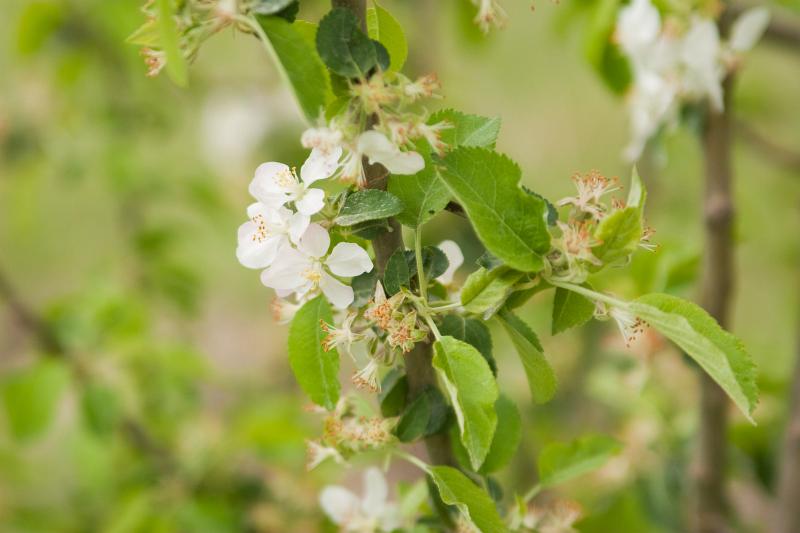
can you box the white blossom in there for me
[357,131,425,176]
[236,203,309,269]
[248,148,341,215]
[436,240,464,286]
[729,7,770,52]
[319,468,401,532]
[680,18,724,110]
[260,224,373,309]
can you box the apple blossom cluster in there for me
[546,170,654,284]
[301,70,448,187]
[615,0,770,160]
[237,149,374,309]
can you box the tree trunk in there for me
[693,74,735,533]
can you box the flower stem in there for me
[415,227,427,303]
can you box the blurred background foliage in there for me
[0,0,798,531]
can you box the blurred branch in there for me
[0,267,63,354]
[736,120,800,171]
[336,0,457,469]
[693,39,737,533]
[776,323,800,533]
[725,2,800,49]
[0,264,176,471]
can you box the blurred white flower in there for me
[680,18,724,110]
[249,148,341,216]
[260,224,373,308]
[436,240,464,286]
[624,70,678,161]
[201,89,294,176]
[616,0,662,67]
[236,203,308,269]
[319,467,401,532]
[729,7,770,52]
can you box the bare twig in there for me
[736,119,800,172]
[0,264,176,471]
[776,323,800,533]
[693,58,736,533]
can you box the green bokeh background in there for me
[0,0,798,531]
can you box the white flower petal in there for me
[326,242,373,277]
[287,212,310,244]
[729,7,770,52]
[357,130,396,156]
[320,272,354,309]
[300,146,343,184]
[236,222,285,269]
[360,468,389,517]
[616,0,661,59]
[295,187,326,216]
[319,486,360,526]
[380,150,425,175]
[436,240,464,285]
[249,162,293,206]
[298,223,330,258]
[259,247,311,290]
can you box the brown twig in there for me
[735,119,800,172]
[0,264,175,471]
[775,321,800,533]
[334,0,457,469]
[693,71,736,533]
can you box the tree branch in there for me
[735,119,800,172]
[776,323,800,533]
[334,0,456,468]
[0,264,176,471]
[693,72,736,533]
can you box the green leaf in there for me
[460,266,525,318]
[335,189,404,226]
[350,269,378,308]
[538,434,622,487]
[552,286,595,335]
[438,147,550,272]
[438,314,496,374]
[497,309,557,404]
[480,395,522,474]
[592,206,642,266]
[81,383,121,437]
[366,1,407,72]
[591,167,647,266]
[155,0,188,87]
[584,0,632,94]
[432,336,498,470]
[627,166,646,209]
[287,296,340,410]
[428,466,506,532]
[379,369,408,417]
[421,246,449,280]
[258,17,334,122]
[1,360,69,441]
[316,7,379,78]
[429,109,502,149]
[383,249,411,295]
[630,293,758,422]
[388,164,450,228]
[396,386,449,442]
